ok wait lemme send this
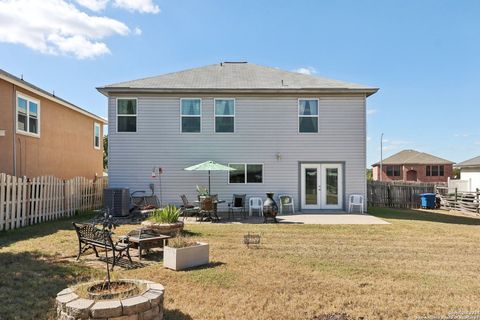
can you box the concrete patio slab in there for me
[276,213,390,225]
[183,213,389,225]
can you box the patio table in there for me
[194,199,225,222]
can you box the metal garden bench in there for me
[73,222,132,270]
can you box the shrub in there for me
[167,236,198,248]
[149,205,181,223]
[196,185,209,196]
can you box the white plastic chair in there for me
[348,194,365,213]
[248,197,263,216]
[278,195,295,215]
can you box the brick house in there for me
[372,149,454,183]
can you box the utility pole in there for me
[380,133,384,181]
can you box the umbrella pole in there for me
[208,170,211,196]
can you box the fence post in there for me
[387,184,392,207]
[455,187,458,210]
[477,188,479,214]
[23,178,32,226]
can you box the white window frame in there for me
[214,98,235,134]
[93,122,101,149]
[298,98,319,134]
[228,163,264,184]
[180,98,202,134]
[116,97,138,133]
[16,92,40,138]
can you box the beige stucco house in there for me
[0,69,107,179]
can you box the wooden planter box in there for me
[163,242,209,271]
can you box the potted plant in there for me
[141,204,184,236]
[163,236,209,271]
[196,185,209,197]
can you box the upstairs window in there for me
[386,165,401,177]
[298,99,319,133]
[94,123,101,149]
[215,99,235,133]
[228,163,263,184]
[426,165,444,176]
[181,99,201,133]
[117,98,137,132]
[17,94,40,136]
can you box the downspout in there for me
[364,93,367,211]
[12,84,16,176]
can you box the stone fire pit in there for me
[56,280,164,320]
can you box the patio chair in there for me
[279,195,295,215]
[228,194,246,220]
[248,197,263,217]
[180,194,200,221]
[348,194,365,213]
[199,196,215,222]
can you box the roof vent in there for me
[222,61,248,65]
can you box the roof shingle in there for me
[455,156,480,168]
[98,62,378,95]
[372,150,454,166]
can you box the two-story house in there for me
[97,62,377,211]
[0,69,107,179]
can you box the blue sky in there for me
[1,0,479,167]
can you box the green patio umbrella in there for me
[184,160,236,195]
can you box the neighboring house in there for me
[0,69,107,179]
[453,156,480,191]
[97,62,378,211]
[372,149,454,183]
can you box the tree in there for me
[103,135,108,170]
[452,168,461,179]
[366,168,373,181]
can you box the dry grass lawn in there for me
[1,208,480,319]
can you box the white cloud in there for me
[134,27,142,35]
[367,108,377,115]
[0,0,131,59]
[75,0,160,13]
[48,34,110,59]
[293,66,316,75]
[454,133,470,138]
[367,136,372,142]
[75,0,109,11]
[113,0,160,13]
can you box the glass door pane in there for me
[320,164,342,210]
[305,168,318,205]
[325,168,338,205]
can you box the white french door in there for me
[300,163,343,210]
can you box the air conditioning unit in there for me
[103,188,130,217]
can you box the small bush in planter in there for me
[164,235,209,271]
[167,236,198,248]
[149,205,181,223]
[142,205,184,236]
[196,185,209,197]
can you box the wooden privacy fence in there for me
[0,173,107,231]
[436,186,480,214]
[367,181,438,208]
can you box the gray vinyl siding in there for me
[107,94,366,211]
